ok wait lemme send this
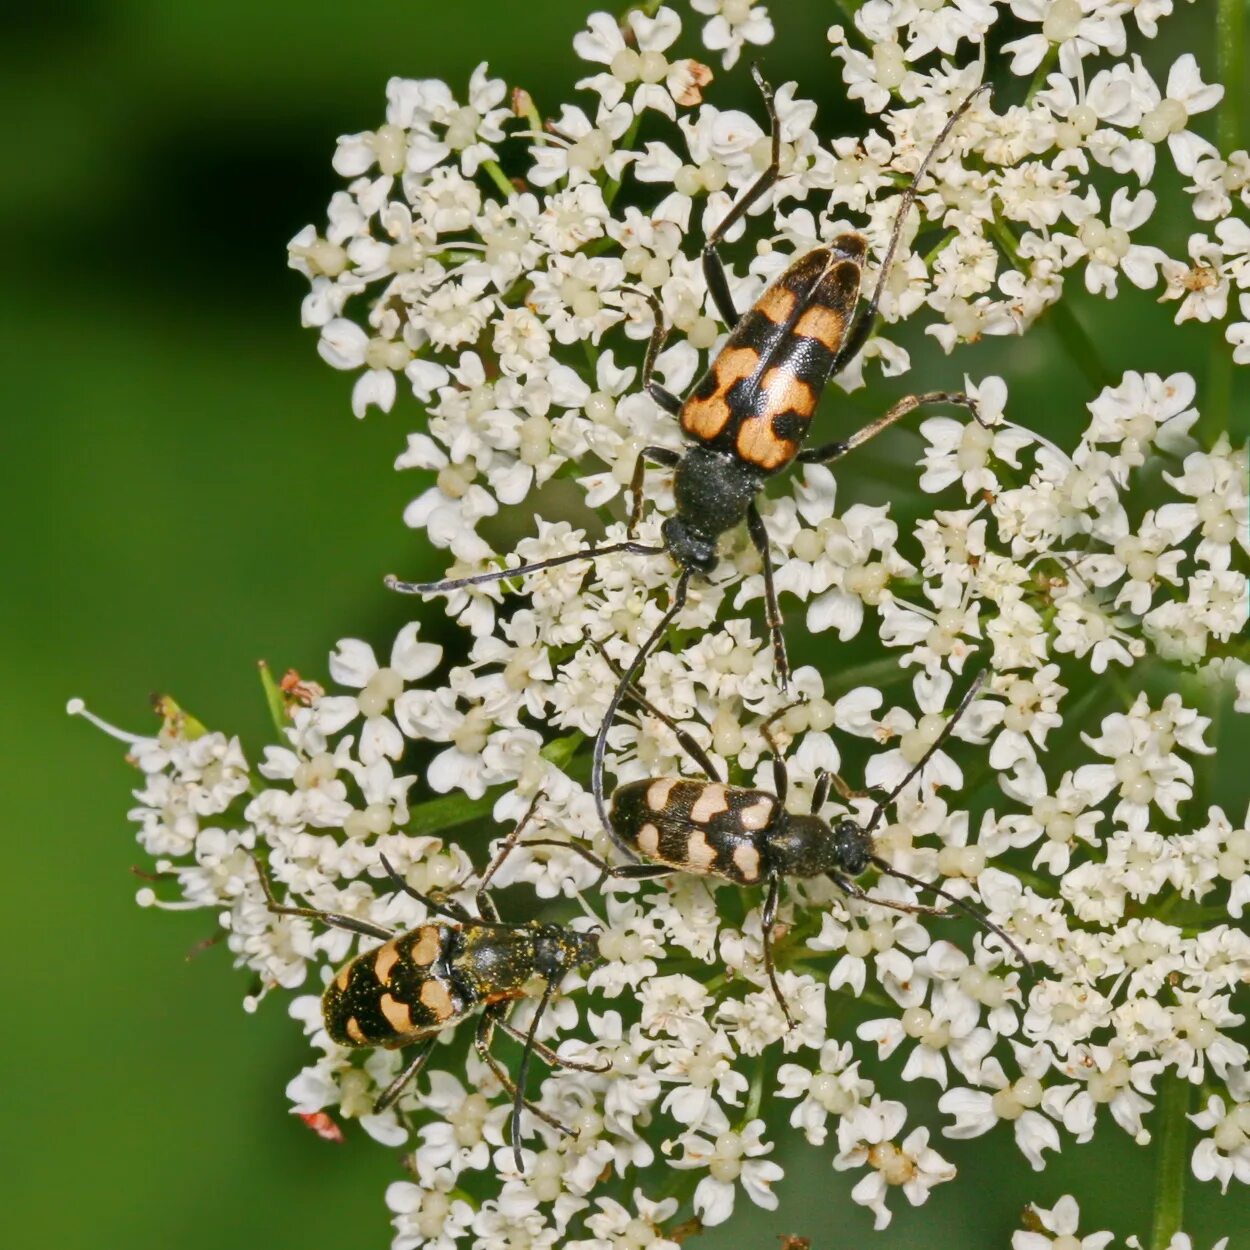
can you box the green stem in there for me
[603,116,643,208]
[742,1053,768,1126]
[481,159,516,200]
[516,89,545,144]
[1208,0,1246,436]
[1149,1070,1190,1250]
[993,220,1111,391]
[1024,45,1058,104]
[1217,0,1246,154]
[256,660,289,737]
[1203,337,1232,442]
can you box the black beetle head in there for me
[829,819,874,877]
[661,516,718,574]
[534,924,601,980]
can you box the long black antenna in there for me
[386,541,665,596]
[591,572,692,845]
[511,978,557,1173]
[872,856,1031,967]
[865,668,988,836]
[836,83,989,373]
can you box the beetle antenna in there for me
[864,668,988,836]
[586,633,722,783]
[591,572,692,845]
[870,855,1031,969]
[477,789,547,897]
[844,83,989,373]
[386,541,666,595]
[511,978,558,1173]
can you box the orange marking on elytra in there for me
[733,367,814,469]
[409,926,441,967]
[732,842,762,881]
[647,778,678,812]
[374,941,401,984]
[682,347,759,440]
[637,823,661,856]
[690,784,729,823]
[419,979,456,1023]
[345,1016,366,1045]
[794,302,849,351]
[738,796,774,831]
[380,992,413,1033]
[335,963,353,992]
[686,829,717,871]
[755,285,798,324]
[761,368,816,420]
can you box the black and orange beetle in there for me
[522,667,1028,1027]
[256,798,605,1170]
[388,72,989,834]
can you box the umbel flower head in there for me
[76,1,1247,1246]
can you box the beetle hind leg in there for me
[799,389,983,467]
[494,1017,611,1074]
[702,64,781,327]
[746,501,790,690]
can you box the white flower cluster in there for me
[1012,1193,1229,1250]
[77,2,1248,1246]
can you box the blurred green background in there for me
[3,2,1246,1247]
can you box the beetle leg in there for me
[628,444,682,534]
[475,1008,573,1145]
[625,285,680,407]
[798,390,983,466]
[746,501,790,690]
[254,856,396,942]
[588,636,723,782]
[702,64,781,327]
[760,874,796,1031]
[493,1018,612,1073]
[516,837,677,885]
[386,539,667,596]
[474,789,547,910]
[828,772,871,802]
[373,1036,439,1113]
[810,769,831,814]
[592,571,692,845]
[828,871,947,918]
[830,85,989,379]
[377,852,476,923]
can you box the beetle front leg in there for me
[628,445,682,535]
[746,501,790,690]
[475,1008,573,1138]
[760,873,796,1031]
[799,390,983,465]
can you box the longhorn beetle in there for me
[256,795,605,1171]
[388,73,990,839]
[522,666,1029,1027]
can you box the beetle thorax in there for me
[666,446,761,566]
[768,814,874,878]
